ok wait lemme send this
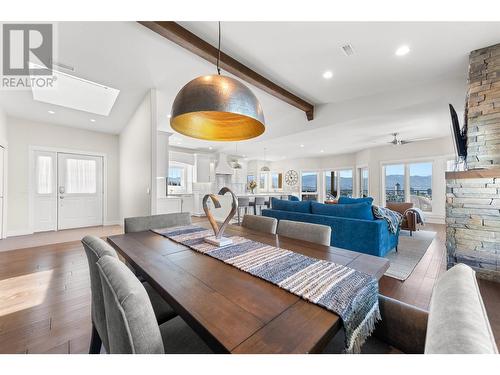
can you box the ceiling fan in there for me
[387,132,429,146]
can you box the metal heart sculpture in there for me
[202,187,238,239]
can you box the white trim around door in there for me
[29,146,108,233]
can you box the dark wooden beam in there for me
[138,21,314,121]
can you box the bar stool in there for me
[253,196,267,215]
[237,197,250,224]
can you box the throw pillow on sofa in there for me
[271,197,311,213]
[311,201,374,220]
[338,196,374,205]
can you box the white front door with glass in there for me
[33,151,104,232]
[57,153,103,230]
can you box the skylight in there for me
[30,65,120,116]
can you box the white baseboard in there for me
[104,220,121,226]
[425,216,445,225]
[5,228,34,238]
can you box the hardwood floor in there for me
[379,223,447,310]
[0,221,498,353]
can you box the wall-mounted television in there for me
[449,104,467,161]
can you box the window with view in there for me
[385,164,405,203]
[271,172,283,190]
[324,171,337,200]
[324,169,353,199]
[383,162,433,212]
[167,166,184,187]
[301,172,318,201]
[259,173,267,190]
[359,167,369,197]
[338,170,353,197]
[409,162,432,212]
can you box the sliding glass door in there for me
[383,161,433,212]
[324,171,337,200]
[358,167,369,197]
[384,164,405,203]
[338,170,353,197]
[409,162,432,212]
[301,171,319,201]
[324,169,354,200]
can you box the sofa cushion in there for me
[425,264,498,354]
[271,197,311,213]
[338,196,374,205]
[311,201,374,221]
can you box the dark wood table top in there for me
[107,223,389,354]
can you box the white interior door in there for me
[34,150,57,232]
[57,153,103,230]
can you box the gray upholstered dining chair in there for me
[252,196,267,215]
[237,197,250,224]
[276,220,332,246]
[97,255,212,354]
[124,212,191,233]
[82,235,177,354]
[241,214,278,235]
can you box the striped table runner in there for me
[153,225,380,353]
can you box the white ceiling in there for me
[0,21,499,160]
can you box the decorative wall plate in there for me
[284,170,299,186]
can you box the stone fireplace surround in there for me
[446,43,500,281]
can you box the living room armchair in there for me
[386,202,417,236]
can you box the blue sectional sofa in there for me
[262,197,399,257]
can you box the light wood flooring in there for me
[0,221,498,353]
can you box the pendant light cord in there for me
[217,21,221,75]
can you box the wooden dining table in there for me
[107,223,390,354]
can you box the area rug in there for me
[384,230,436,281]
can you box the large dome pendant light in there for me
[170,22,265,141]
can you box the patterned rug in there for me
[153,225,381,354]
[384,230,437,280]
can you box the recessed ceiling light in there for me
[320,150,324,153]
[208,146,213,150]
[322,71,333,79]
[167,114,172,119]
[90,119,96,122]
[48,110,55,114]
[300,144,304,148]
[395,45,410,56]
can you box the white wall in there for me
[269,137,454,223]
[6,116,120,236]
[0,107,8,147]
[119,90,153,221]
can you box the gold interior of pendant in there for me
[171,111,265,141]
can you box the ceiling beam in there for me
[138,21,314,121]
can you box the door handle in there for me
[59,196,64,199]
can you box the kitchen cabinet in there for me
[180,195,194,214]
[157,197,181,214]
[157,195,194,215]
[196,154,213,183]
